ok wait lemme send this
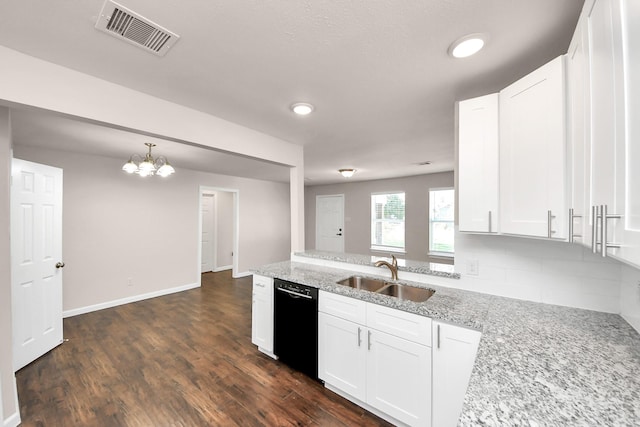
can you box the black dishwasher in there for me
[273,279,319,380]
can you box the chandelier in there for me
[122,143,175,177]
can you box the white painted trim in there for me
[198,186,240,280]
[213,265,233,272]
[2,374,20,427]
[62,282,200,318]
[233,270,253,278]
[3,411,20,427]
[200,192,216,273]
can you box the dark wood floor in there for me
[16,271,391,426]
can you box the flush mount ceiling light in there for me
[291,102,314,115]
[448,33,487,58]
[338,169,356,178]
[122,143,175,177]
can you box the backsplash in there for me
[453,231,624,314]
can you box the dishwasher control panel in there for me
[274,279,318,299]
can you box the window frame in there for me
[428,187,455,257]
[370,191,406,253]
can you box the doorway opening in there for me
[198,186,239,279]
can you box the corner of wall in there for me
[620,264,640,334]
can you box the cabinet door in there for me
[318,313,367,402]
[567,14,591,247]
[618,0,640,266]
[458,93,499,233]
[499,55,567,239]
[588,0,626,256]
[251,275,274,353]
[432,322,481,427]
[367,329,431,427]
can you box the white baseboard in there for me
[63,282,200,318]
[3,411,20,427]
[213,265,232,272]
[233,270,252,278]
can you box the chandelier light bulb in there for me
[121,143,175,178]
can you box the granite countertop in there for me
[294,249,461,279]
[252,260,640,426]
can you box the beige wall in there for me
[14,145,290,313]
[0,109,18,424]
[305,172,454,262]
[0,45,305,256]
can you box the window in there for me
[371,192,405,252]
[429,188,455,255]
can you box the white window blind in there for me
[371,192,405,251]
[429,188,455,254]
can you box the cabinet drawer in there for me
[366,303,431,346]
[253,275,273,294]
[319,291,367,325]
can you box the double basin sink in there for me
[336,276,435,303]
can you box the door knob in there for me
[56,262,65,269]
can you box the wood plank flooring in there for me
[16,271,391,426]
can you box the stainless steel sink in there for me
[376,283,435,302]
[336,276,389,292]
[336,276,435,303]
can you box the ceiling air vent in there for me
[95,0,180,56]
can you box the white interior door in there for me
[11,158,64,371]
[316,195,345,252]
[201,193,215,273]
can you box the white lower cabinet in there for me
[367,329,431,425]
[318,291,432,427]
[318,312,367,401]
[251,275,276,358]
[432,321,481,427]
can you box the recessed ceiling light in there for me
[338,169,356,178]
[449,34,487,58]
[291,102,314,115]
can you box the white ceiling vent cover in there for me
[95,0,180,56]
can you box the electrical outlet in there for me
[127,277,133,286]
[467,259,479,276]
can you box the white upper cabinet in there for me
[617,0,640,267]
[567,13,591,246]
[587,0,626,257]
[458,93,499,233]
[499,55,568,239]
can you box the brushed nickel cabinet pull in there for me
[568,208,582,243]
[488,211,492,233]
[547,210,556,238]
[592,205,599,254]
[601,204,622,257]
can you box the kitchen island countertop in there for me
[252,260,640,426]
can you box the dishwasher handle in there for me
[276,287,313,299]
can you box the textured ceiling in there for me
[0,0,584,184]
